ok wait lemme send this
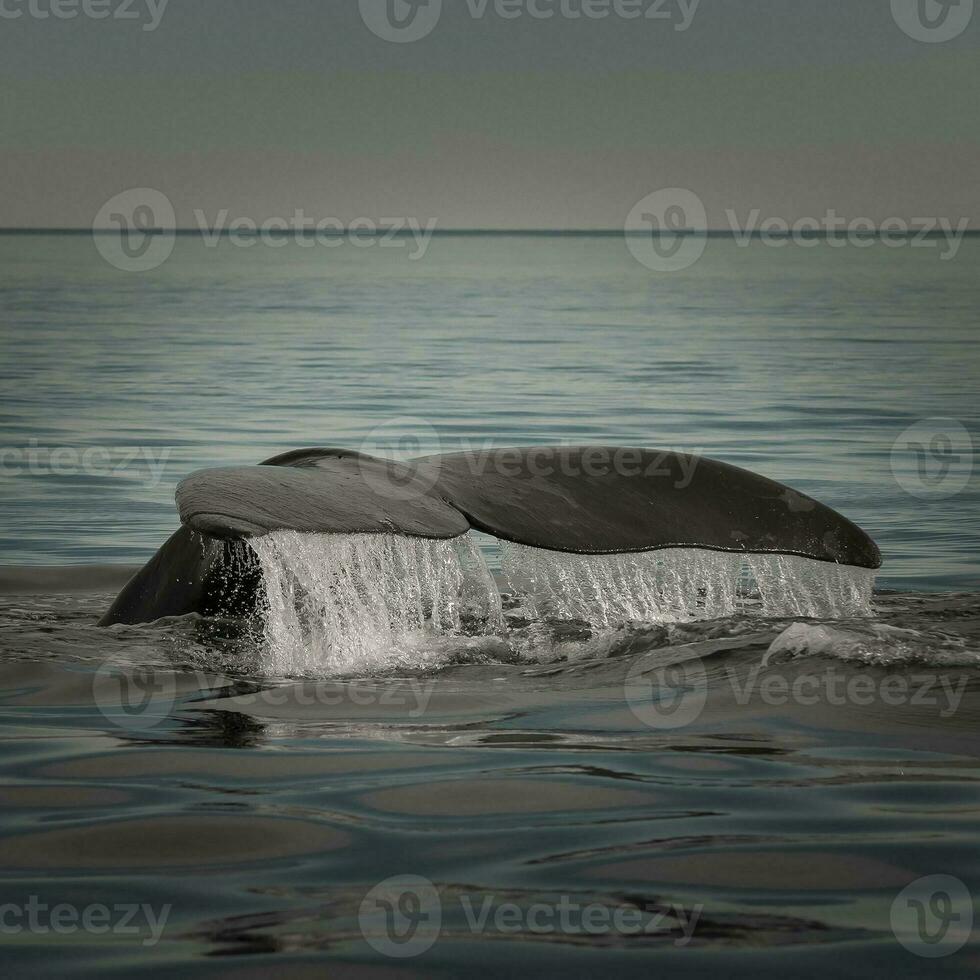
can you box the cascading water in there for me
[247,531,502,675]
[499,542,876,626]
[245,532,876,675]
[743,552,876,619]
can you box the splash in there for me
[766,621,979,667]
[248,531,502,675]
[500,543,875,626]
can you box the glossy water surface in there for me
[1,235,979,977]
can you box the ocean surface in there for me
[1,233,979,977]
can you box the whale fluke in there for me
[100,448,470,626]
[100,445,880,626]
[417,446,881,568]
[176,457,469,540]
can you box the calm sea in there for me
[0,233,978,977]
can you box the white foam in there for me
[248,531,502,676]
[767,621,979,666]
[500,542,875,626]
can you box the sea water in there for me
[1,234,978,976]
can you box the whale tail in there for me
[100,446,880,626]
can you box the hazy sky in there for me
[1,0,977,228]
